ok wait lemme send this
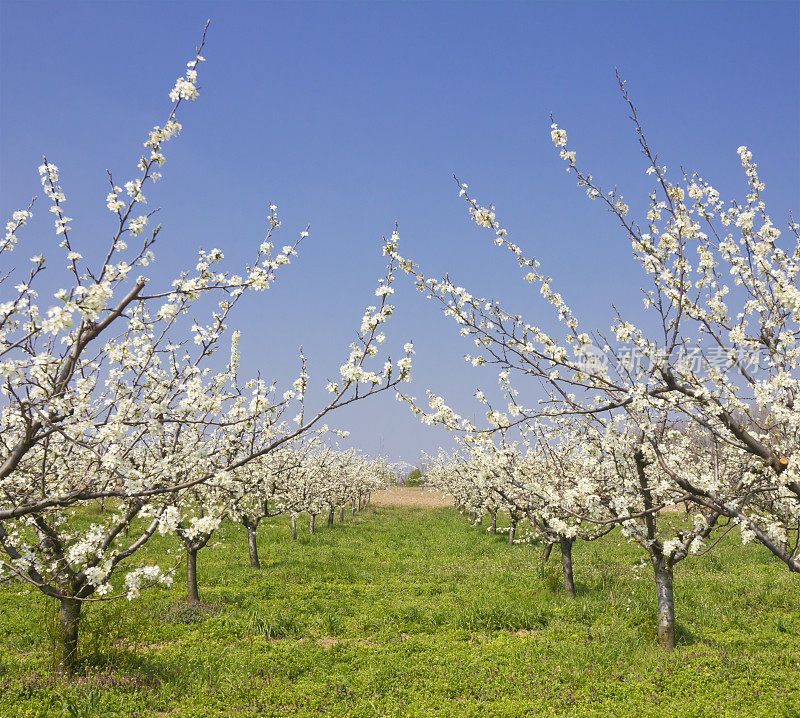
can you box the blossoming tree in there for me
[0,25,413,674]
[389,76,798,646]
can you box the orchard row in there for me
[2,24,798,677]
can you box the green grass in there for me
[1,506,798,717]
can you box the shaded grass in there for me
[0,505,798,717]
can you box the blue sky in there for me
[1,1,798,466]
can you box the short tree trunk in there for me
[542,541,553,562]
[507,520,516,545]
[327,508,334,526]
[247,525,260,569]
[187,546,200,603]
[291,514,298,541]
[309,514,316,535]
[490,512,497,535]
[560,536,576,597]
[653,558,675,650]
[339,506,345,522]
[57,597,81,675]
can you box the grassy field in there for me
[1,503,798,717]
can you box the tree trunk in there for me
[507,520,516,545]
[327,508,334,526]
[490,511,497,535]
[339,506,345,522]
[57,597,81,675]
[247,525,260,569]
[291,514,297,541]
[309,513,316,535]
[187,546,200,603]
[351,503,356,517]
[560,536,575,597]
[653,558,675,650]
[542,541,553,562]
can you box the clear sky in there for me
[2,1,798,467]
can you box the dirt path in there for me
[370,486,453,508]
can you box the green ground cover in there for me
[1,505,798,717]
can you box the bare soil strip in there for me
[370,487,453,508]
